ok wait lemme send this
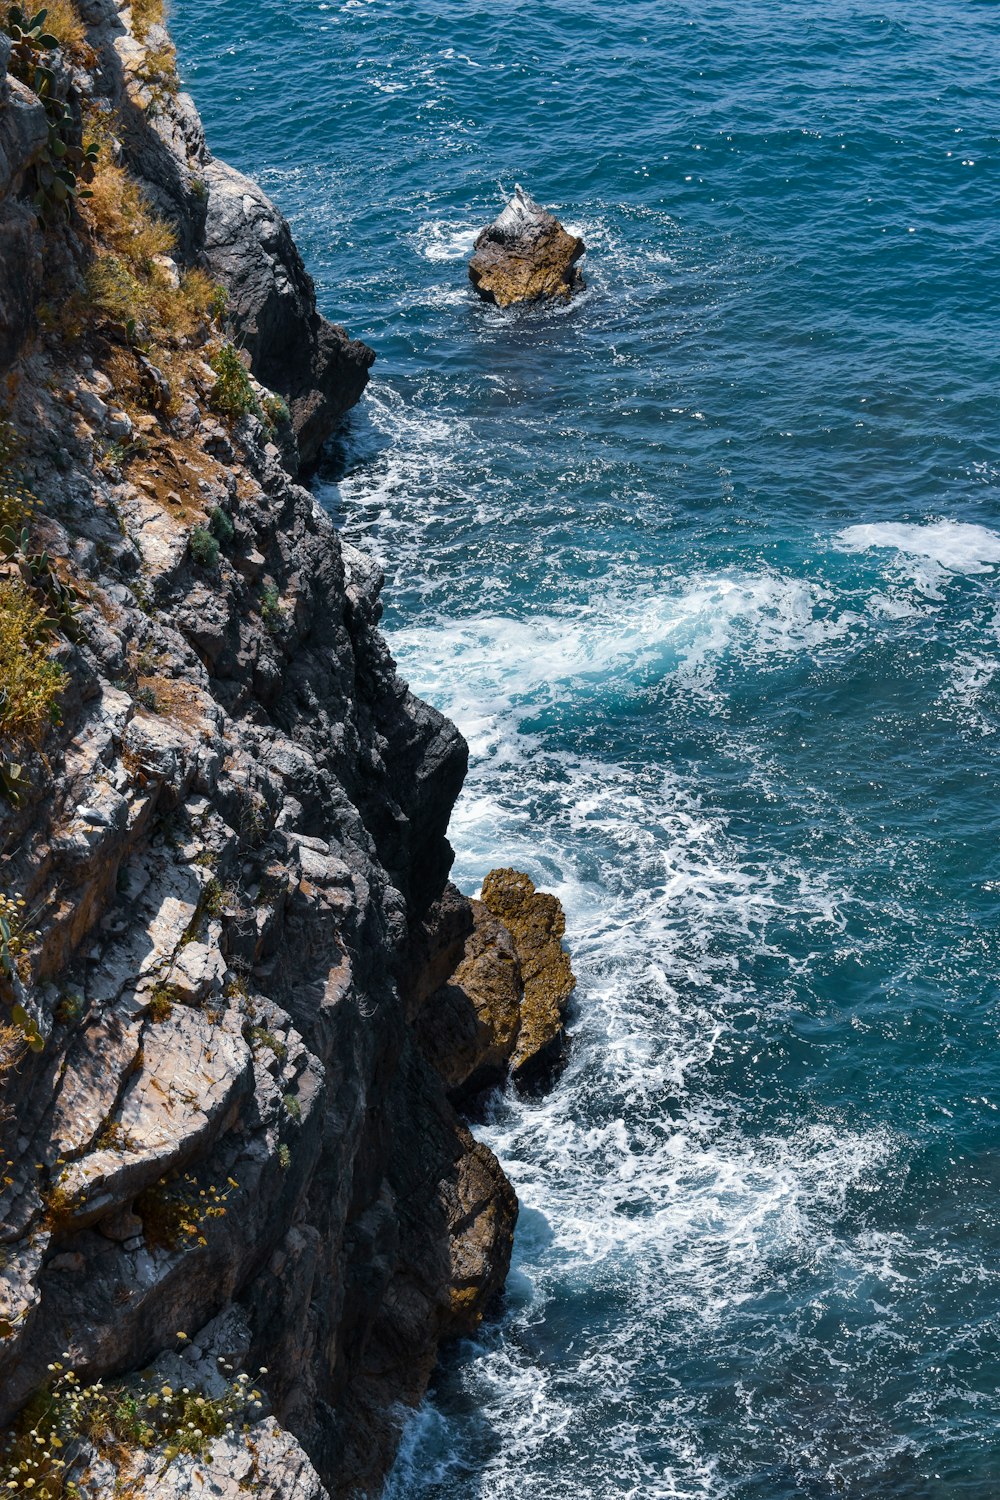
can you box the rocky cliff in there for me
[0,3,570,1496]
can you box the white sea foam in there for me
[374,543,927,1495]
[391,571,860,736]
[836,520,1000,599]
[338,386,992,1498]
[938,650,1000,736]
[415,219,481,262]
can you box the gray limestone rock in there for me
[202,158,375,470]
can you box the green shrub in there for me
[208,343,260,421]
[85,253,147,332]
[261,392,291,432]
[0,891,37,1001]
[208,281,227,322]
[54,992,83,1025]
[134,39,179,103]
[147,982,175,1021]
[208,504,233,544]
[260,584,282,633]
[248,1025,286,1061]
[189,526,219,569]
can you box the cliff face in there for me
[0,4,565,1496]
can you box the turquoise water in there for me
[172,3,1000,1495]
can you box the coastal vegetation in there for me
[0,580,66,745]
[0,431,68,799]
[0,1361,264,1496]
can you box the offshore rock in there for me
[481,868,576,1084]
[468,184,585,307]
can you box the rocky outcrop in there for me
[468,184,586,307]
[132,1421,331,1500]
[481,868,575,1082]
[201,158,375,471]
[0,6,571,1497]
[0,326,518,1490]
[411,873,575,1100]
[75,0,372,472]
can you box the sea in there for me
[171,3,1000,1495]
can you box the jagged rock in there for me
[127,1421,331,1499]
[414,895,522,1099]
[481,868,575,1083]
[202,159,375,470]
[414,873,574,1098]
[469,184,586,307]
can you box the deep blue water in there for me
[172,3,1000,1495]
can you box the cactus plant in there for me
[2,7,100,220]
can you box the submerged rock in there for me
[468,185,585,307]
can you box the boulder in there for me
[468,185,585,307]
[414,897,522,1099]
[414,872,575,1098]
[481,868,575,1084]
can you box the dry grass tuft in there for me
[80,156,175,269]
[0,1024,24,1122]
[1,0,87,56]
[129,0,164,40]
[74,149,219,422]
[0,580,65,747]
[41,0,87,56]
[133,38,179,99]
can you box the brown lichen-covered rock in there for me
[481,868,575,1084]
[414,896,522,1099]
[468,185,585,307]
[413,872,574,1097]
[442,1125,518,1332]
